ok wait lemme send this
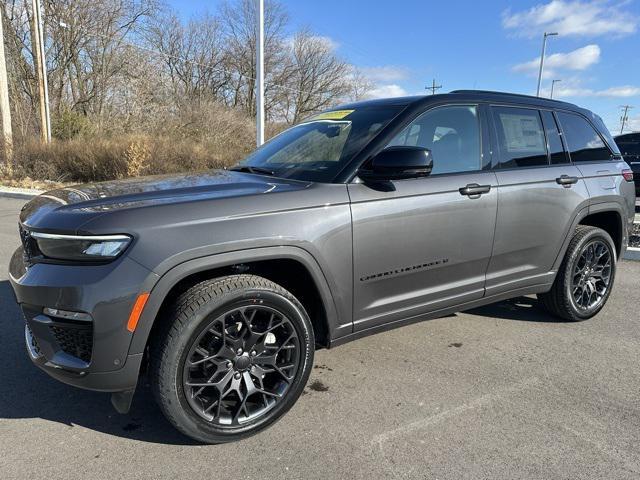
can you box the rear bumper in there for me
[9,246,156,393]
[630,163,640,195]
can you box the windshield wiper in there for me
[229,166,275,176]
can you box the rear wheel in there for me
[538,226,616,321]
[150,275,314,443]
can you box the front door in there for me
[349,104,498,331]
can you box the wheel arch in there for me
[579,205,624,258]
[129,247,340,358]
[551,202,627,273]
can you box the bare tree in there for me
[146,10,227,104]
[0,0,374,145]
[282,29,352,123]
[218,0,290,118]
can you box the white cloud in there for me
[313,35,340,51]
[360,65,409,83]
[627,116,640,132]
[503,0,638,38]
[364,84,408,99]
[539,80,640,98]
[513,44,600,78]
[595,86,640,97]
[285,34,339,51]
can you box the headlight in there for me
[31,232,132,261]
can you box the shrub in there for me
[52,109,91,141]
[5,101,263,184]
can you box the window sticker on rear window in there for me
[499,113,545,153]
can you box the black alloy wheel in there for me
[569,239,613,313]
[150,275,314,444]
[182,304,301,426]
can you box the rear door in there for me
[485,105,590,295]
[349,104,498,331]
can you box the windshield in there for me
[236,106,404,182]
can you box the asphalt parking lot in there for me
[1,196,639,479]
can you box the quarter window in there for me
[387,105,481,175]
[492,107,548,168]
[556,111,611,162]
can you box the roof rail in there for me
[450,89,572,104]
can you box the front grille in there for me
[49,323,93,363]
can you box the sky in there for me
[169,0,640,133]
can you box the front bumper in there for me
[9,246,155,392]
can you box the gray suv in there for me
[9,91,636,443]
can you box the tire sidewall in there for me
[562,229,616,320]
[160,285,314,443]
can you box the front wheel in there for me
[538,226,616,321]
[150,275,314,443]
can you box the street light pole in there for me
[550,79,561,99]
[255,0,264,147]
[536,32,558,97]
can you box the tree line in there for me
[1,0,372,143]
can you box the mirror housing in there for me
[359,146,433,181]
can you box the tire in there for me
[150,274,314,444]
[538,226,617,321]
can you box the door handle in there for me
[459,183,491,197]
[556,175,578,186]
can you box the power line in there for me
[619,105,633,134]
[425,79,442,95]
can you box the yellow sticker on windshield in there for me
[311,109,354,121]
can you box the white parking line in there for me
[372,376,542,449]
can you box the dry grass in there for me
[0,101,282,186]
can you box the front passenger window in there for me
[387,105,481,175]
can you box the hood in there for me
[19,170,311,231]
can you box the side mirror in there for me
[359,146,433,181]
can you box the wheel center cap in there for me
[235,355,251,371]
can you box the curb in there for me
[0,187,42,200]
[624,247,640,261]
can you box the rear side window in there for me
[556,111,612,162]
[540,110,568,164]
[492,107,548,168]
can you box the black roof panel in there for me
[335,90,585,113]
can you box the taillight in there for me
[622,169,634,182]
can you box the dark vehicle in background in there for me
[615,133,640,196]
[9,91,636,444]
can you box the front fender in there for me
[127,246,344,355]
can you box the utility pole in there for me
[255,0,264,147]
[619,105,633,134]
[426,78,442,95]
[550,79,561,99]
[536,32,558,97]
[0,12,13,164]
[30,0,51,143]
